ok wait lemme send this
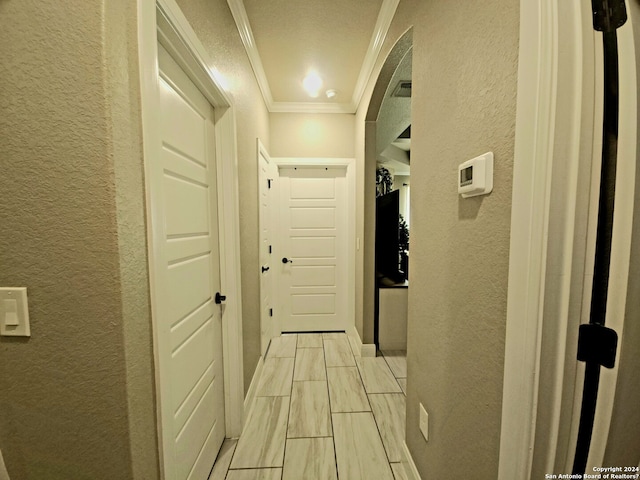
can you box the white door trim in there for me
[273,158,356,334]
[499,0,570,477]
[500,0,637,477]
[138,1,245,477]
[257,139,275,355]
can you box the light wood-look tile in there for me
[368,393,406,462]
[257,357,294,396]
[208,439,236,480]
[326,367,370,412]
[391,462,409,480]
[288,381,332,438]
[322,332,346,339]
[297,333,323,348]
[283,437,337,480]
[293,348,326,381]
[324,337,356,367]
[226,469,283,480]
[332,412,395,480]
[356,357,402,393]
[268,335,298,358]
[230,396,289,468]
[381,350,407,378]
[397,378,407,395]
[348,335,361,357]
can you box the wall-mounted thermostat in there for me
[458,152,493,198]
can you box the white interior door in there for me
[278,166,348,332]
[258,142,275,355]
[156,43,225,479]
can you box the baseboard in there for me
[242,355,264,430]
[402,441,422,480]
[347,326,377,357]
[379,341,408,351]
[361,343,376,357]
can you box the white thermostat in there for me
[458,152,493,198]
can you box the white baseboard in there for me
[402,441,422,480]
[347,325,377,357]
[242,355,264,431]
[379,341,408,351]
[361,343,377,357]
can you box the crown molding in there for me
[350,0,400,111]
[227,0,399,114]
[269,102,355,114]
[226,0,274,106]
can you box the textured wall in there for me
[104,0,159,476]
[174,0,271,393]
[604,0,640,466]
[356,0,519,477]
[356,20,414,345]
[0,0,157,478]
[375,48,412,156]
[405,0,518,477]
[269,113,355,158]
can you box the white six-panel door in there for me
[278,167,348,332]
[156,43,225,479]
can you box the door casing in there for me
[499,0,637,477]
[257,139,277,355]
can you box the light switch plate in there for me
[0,287,30,337]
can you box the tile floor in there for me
[209,333,408,480]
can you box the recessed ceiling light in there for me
[303,72,322,97]
[325,89,337,99]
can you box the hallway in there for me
[209,333,407,480]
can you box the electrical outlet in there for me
[419,403,429,442]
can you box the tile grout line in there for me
[323,334,341,480]
[280,334,298,480]
[355,347,398,473]
[381,351,407,396]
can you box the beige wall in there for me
[356,16,414,345]
[0,0,270,478]
[175,0,271,393]
[269,113,355,158]
[355,0,519,477]
[0,0,158,478]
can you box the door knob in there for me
[215,292,226,304]
[282,257,293,264]
[261,266,270,273]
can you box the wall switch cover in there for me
[419,403,429,442]
[0,287,30,337]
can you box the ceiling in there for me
[227,0,400,113]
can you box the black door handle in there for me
[261,266,270,273]
[215,292,226,304]
[282,257,293,264]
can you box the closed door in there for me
[258,145,275,355]
[278,167,348,332]
[156,43,225,479]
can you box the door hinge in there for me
[591,0,627,32]
[269,245,272,254]
[269,308,273,317]
[577,323,618,369]
[268,179,272,189]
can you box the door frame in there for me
[257,139,276,355]
[499,0,637,477]
[138,0,245,476]
[272,157,356,335]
